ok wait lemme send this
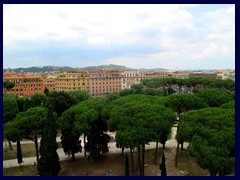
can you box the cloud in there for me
[3,4,235,70]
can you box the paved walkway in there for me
[3,127,188,168]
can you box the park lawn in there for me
[3,165,38,176]
[3,143,39,160]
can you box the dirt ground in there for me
[58,147,210,176]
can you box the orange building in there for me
[3,73,44,97]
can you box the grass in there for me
[3,143,39,160]
[178,149,209,176]
[3,165,38,176]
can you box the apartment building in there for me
[121,70,140,89]
[3,73,44,97]
[42,78,56,92]
[138,71,170,80]
[189,73,221,79]
[215,70,235,80]
[55,71,90,92]
[89,70,123,97]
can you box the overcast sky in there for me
[3,4,235,70]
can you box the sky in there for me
[3,4,235,70]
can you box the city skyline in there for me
[3,4,235,70]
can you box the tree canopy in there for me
[4,106,49,164]
[3,95,19,124]
[106,95,176,175]
[177,108,235,176]
[195,88,234,107]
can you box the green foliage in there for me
[130,84,143,94]
[45,91,75,118]
[143,78,235,91]
[67,90,91,104]
[102,92,120,103]
[17,97,31,112]
[107,95,176,149]
[30,93,46,107]
[4,107,48,141]
[38,106,61,176]
[165,94,208,115]
[195,88,234,107]
[44,87,49,95]
[220,100,235,109]
[119,89,132,96]
[58,98,109,158]
[3,81,15,90]
[178,108,235,176]
[3,95,19,124]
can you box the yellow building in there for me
[55,71,90,92]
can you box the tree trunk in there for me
[181,142,184,151]
[8,139,13,151]
[130,148,134,173]
[34,136,39,164]
[71,148,75,161]
[125,154,129,176]
[154,140,159,163]
[17,138,23,164]
[137,146,142,176]
[122,147,125,155]
[84,134,88,175]
[210,170,218,176]
[175,142,180,167]
[141,144,145,176]
[163,143,165,149]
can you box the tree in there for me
[4,107,48,164]
[3,95,19,124]
[30,93,46,107]
[177,108,235,176]
[165,94,208,117]
[131,84,143,94]
[221,100,235,109]
[3,95,19,150]
[103,92,120,103]
[107,97,175,176]
[161,151,167,176]
[195,88,234,107]
[67,90,91,104]
[119,89,132,96]
[45,91,75,118]
[38,106,61,176]
[17,97,31,112]
[165,93,209,166]
[3,81,15,94]
[57,106,85,161]
[44,87,49,95]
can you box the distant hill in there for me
[3,66,76,73]
[79,64,135,71]
[139,68,168,71]
[3,64,168,73]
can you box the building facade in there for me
[3,73,44,97]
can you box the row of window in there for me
[10,88,42,92]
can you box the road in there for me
[3,127,188,168]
